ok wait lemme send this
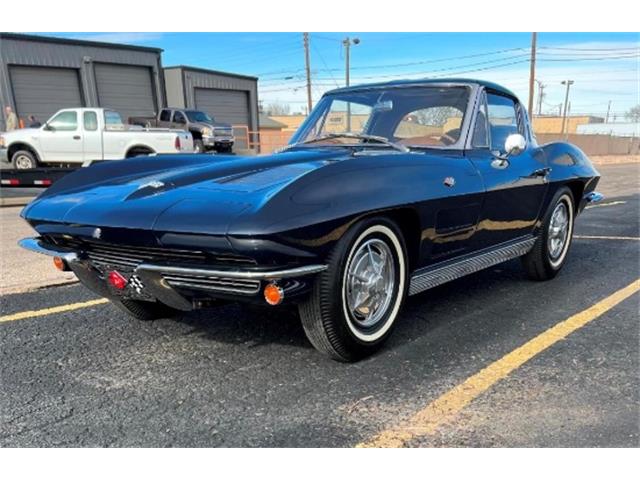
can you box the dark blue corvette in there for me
[20,79,602,361]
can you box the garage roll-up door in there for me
[195,88,250,127]
[10,66,83,124]
[95,63,156,120]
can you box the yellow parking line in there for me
[0,298,109,323]
[358,278,640,448]
[585,200,626,210]
[574,235,640,241]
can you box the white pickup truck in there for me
[0,108,194,169]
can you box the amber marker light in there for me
[264,283,284,306]
[53,256,66,271]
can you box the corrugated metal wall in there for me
[0,34,165,131]
[170,67,258,132]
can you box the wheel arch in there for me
[8,142,41,163]
[564,180,585,213]
[125,144,155,158]
[359,207,422,273]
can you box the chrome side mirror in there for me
[504,133,526,157]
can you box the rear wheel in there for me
[522,187,575,280]
[111,298,180,321]
[299,217,408,361]
[12,149,38,169]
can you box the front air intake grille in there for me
[47,237,255,271]
[162,273,260,296]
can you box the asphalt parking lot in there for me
[1,163,638,447]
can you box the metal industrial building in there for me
[0,34,259,143]
[164,65,259,147]
[0,33,165,131]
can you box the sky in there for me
[45,32,640,119]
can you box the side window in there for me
[159,109,171,122]
[48,111,78,131]
[394,106,465,146]
[104,111,125,131]
[472,93,489,148]
[83,111,98,131]
[173,111,186,124]
[486,93,519,152]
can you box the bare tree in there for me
[265,102,291,116]
[624,105,640,122]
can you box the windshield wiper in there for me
[284,133,410,153]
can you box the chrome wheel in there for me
[14,153,35,169]
[548,200,570,265]
[345,238,396,329]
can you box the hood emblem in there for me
[140,180,165,190]
[443,177,456,187]
[92,228,102,239]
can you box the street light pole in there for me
[343,37,360,131]
[527,32,537,118]
[560,80,574,138]
[342,36,359,87]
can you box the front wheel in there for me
[193,139,204,153]
[12,150,38,169]
[299,217,408,362]
[521,187,575,281]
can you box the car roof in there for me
[325,78,518,99]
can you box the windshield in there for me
[294,86,470,148]
[185,110,214,123]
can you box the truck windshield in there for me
[294,86,470,148]
[185,111,214,123]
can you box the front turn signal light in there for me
[264,283,284,306]
[53,256,66,271]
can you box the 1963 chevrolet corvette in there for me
[19,79,602,361]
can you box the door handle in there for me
[73,135,81,140]
[530,167,551,177]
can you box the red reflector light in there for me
[1,179,20,185]
[174,136,181,150]
[34,179,52,186]
[108,271,127,290]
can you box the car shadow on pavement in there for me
[167,258,530,356]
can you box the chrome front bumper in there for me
[19,237,326,310]
[202,136,234,146]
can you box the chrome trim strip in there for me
[409,236,536,296]
[584,191,604,203]
[135,263,328,280]
[19,237,78,263]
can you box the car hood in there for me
[22,149,347,235]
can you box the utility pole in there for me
[560,80,574,137]
[605,100,612,123]
[527,32,537,118]
[303,32,312,116]
[535,80,545,116]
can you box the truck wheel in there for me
[299,217,408,362]
[194,139,204,153]
[521,187,575,281]
[111,298,180,321]
[12,150,38,169]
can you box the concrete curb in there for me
[1,196,33,208]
